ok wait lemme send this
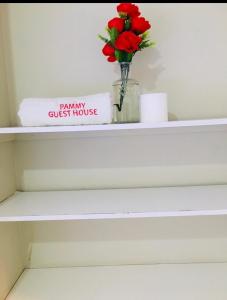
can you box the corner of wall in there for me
[0,4,17,127]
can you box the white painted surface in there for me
[29,216,227,267]
[0,4,10,127]
[0,135,15,143]
[0,223,29,300]
[1,185,227,221]
[29,237,227,268]
[6,264,227,300]
[0,22,23,294]
[0,142,21,300]
[1,118,227,134]
[15,164,227,192]
[0,142,15,203]
[14,125,227,190]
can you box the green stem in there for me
[115,62,130,112]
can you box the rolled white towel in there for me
[18,93,113,126]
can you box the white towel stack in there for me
[18,93,113,126]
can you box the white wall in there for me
[0,4,10,127]
[29,217,227,268]
[0,5,16,200]
[0,142,15,201]
[0,6,15,197]
[6,3,227,124]
[15,129,227,191]
[0,7,25,299]
[0,223,30,300]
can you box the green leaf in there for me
[106,27,111,34]
[126,53,133,62]
[139,41,148,49]
[141,31,149,40]
[139,40,156,49]
[98,34,109,43]
[110,27,119,45]
[114,49,121,61]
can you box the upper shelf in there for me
[1,118,227,136]
[1,185,227,222]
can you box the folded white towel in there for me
[18,93,113,126]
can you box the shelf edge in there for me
[1,209,227,222]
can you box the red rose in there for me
[102,43,115,56]
[117,3,140,18]
[107,55,117,62]
[108,17,125,33]
[102,44,116,62]
[131,17,151,34]
[115,31,142,53]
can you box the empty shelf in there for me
[1,185,227,221]
[6,263,227,300]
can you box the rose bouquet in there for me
[99,3,154,113]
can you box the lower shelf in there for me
[7,263,227,299]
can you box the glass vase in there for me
[112,62,140,123]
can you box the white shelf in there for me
[1,185,227,222]
[7,264,227,300]
[1,118,227,135]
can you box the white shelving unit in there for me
[1,4,227,298]
[1,119,227,300]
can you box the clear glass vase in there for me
[112,62,140,123]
